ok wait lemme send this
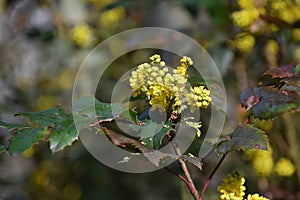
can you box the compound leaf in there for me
[217,124,268,154]
[9,127,47,155]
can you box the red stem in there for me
[165,167,198,198]
[199,154,226,200]
[199,117,249,199]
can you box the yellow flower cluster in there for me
[218,172,269,200]
[185,86,211,111]
[234,33,256,53]
[231,0,265,28]
[70,23,93,47]
[270,0,300,24]
[231,0,300,55]
[129,54,211,113]
[218,171,246,200]
[245,145,274,177]
[246,194,269,200]
[274,157,296,177]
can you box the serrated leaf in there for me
[217,124,268,154]
[0,145,7,153]
[240,86,300,119]
[261,63,300,85]
[72,96,125,119]
[9,127,47,155]
[0,121,27,131]
[49,117,78,152]
[15,106,66,127]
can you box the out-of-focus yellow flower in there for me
[265,40,279,55]
[70,23,93,47]
[238,0,255,9]
[247,194,269,200]
[0,1,5,13]
[275,157,296,177]
[252,150,274,176]
[293,47,300,61]
[218,172,246,200]
[63,183,82,200]
[56,70,74,90]
[235,33,256,53]
[270,0,288,11]
[100,6,126,27]
[232,9,260,28]
[292,28,300,41]
[36,95,57,111]
[245,144,274,176]
[22,147,35,158]
[87,0,115,8]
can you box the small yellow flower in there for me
[218,172,269,200]
[275,157,296,177]
[247,193,269,200]
[70,23,93,47]
[218,171,246,200]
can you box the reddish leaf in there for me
[261,63,300,87]
[101,127,178,167]
[240,86,299,119]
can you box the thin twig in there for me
[199,117,249,199]
[172,142,199,199]
[282,114,300,185]
[164,167,199,199]
[200,154,226,200]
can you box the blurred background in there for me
[0,0,300,199]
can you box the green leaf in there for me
[153,121,174,149]
[49,118,78,152]
[9,127,47,155]
[140,120,174,149]
[140,120,164,138]
[72,96,125,119]
[188,76,206,87]
[15,106,68,127]
[0,121,27,131]
[0,145,7,153]
[217,124,268,154]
